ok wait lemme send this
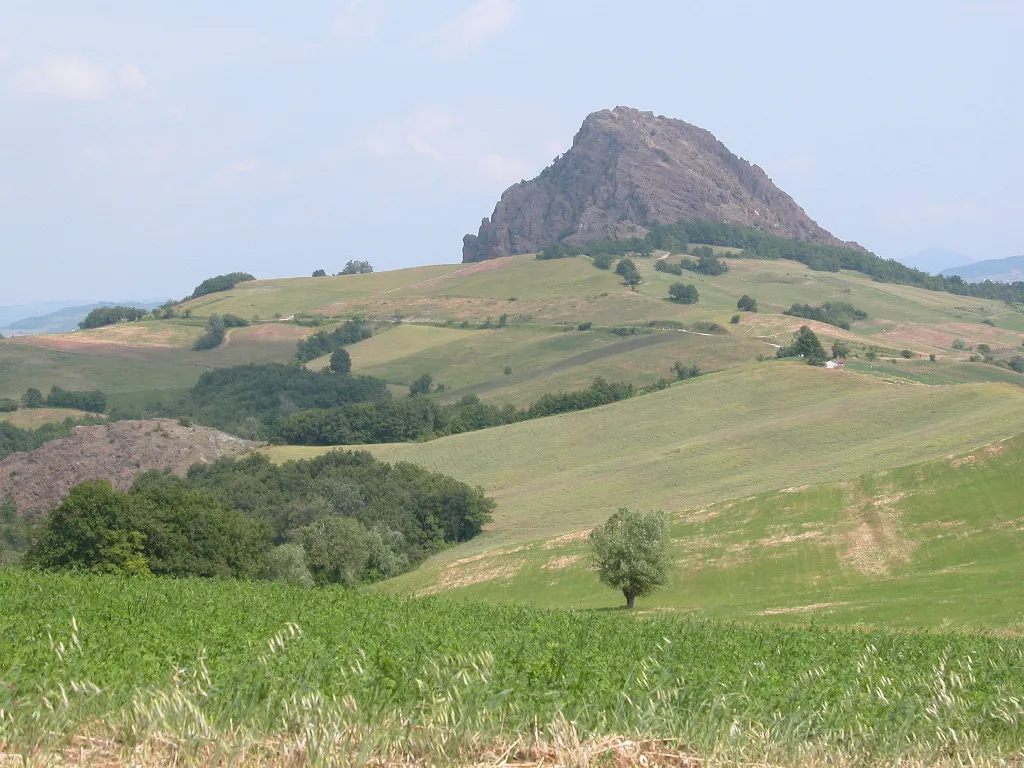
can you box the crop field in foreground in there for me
[2,569,1023,766]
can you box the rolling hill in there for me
[265,361,1024,628]
[3,251,1023,418]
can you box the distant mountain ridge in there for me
[463,106,856,262]
[0,300,165,336]
[940,255,1024,283]
[897,248,976,275]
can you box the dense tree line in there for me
[78,305,150,329]
[272,378,635,446]
[180,363,391,438]
[42,386,106,413]
[22,450,493,586]
[783,302,867,330]
[189,272,256,300]
[539,220,1024,303]
[295,319,373,363]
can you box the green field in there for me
[0,407,99,428]
[267,364,1024,622]
[330,323,769,404]
[374,434,1024,631]
[3,569,1023,766]
[0,322,308,404]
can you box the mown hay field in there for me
[381,434,1024,630]
[268,364,1024,550]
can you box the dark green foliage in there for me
[832,341,851,359]
[312,269,327,277]
[591,253,614,269]
[46,386,106,413]
[577,322,593,331]
[183,363,389,437]
[294,319,372,363]
[685,247,729,276]
[329,348,352,375]
[78,305,149,329]
[189,272,256,300]
[777,326,828,365]
[193,314,226,350]
[730,314,741,325]
[784,302,867,330]
[186,451,493,578]
[952,338,967,350]
[25,477,269,579]
[901,350,914,359]
[977,344,992,356]
[503,366,512,375]
[737,294,758,312]
[24,481,149,575]
[0,399,18,412]
[690,321,726,334]
[339,260,373,275]
[273,378,634,446]
[673,362,701,380]
[608,326,652,337]
[125,473,270,579]
[536,243,572,260]
[21,388,43,409]
[0,416,104,462]
[221,314,249,328]
[615,258,641,288]
[1009,357,1024,374]
[409,373,433,397]
[929,354,937,362]
[297,517,368,586]
[982,318,996,327]
[865,348,879,361]
[653,259,683,275]
[668,283,699,304]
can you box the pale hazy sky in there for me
[1,0,1022,304]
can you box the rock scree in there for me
[0,419,256,516]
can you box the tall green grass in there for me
[1,569,1023,765]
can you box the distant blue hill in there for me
[0,300,166,336]
[897,247,976,275]
[940,255,1024,283]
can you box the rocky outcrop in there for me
[463,106,848,262]
[0,419,256,516]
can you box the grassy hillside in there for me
[268,363,1024,596]
[3,569,1023,766]
[369,433,1024,631]
[0,322,308,405]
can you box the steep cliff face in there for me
[463,107,846,262]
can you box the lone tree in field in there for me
[668,283,699,304]
[589,508,671,609]
[737,294,758,312]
